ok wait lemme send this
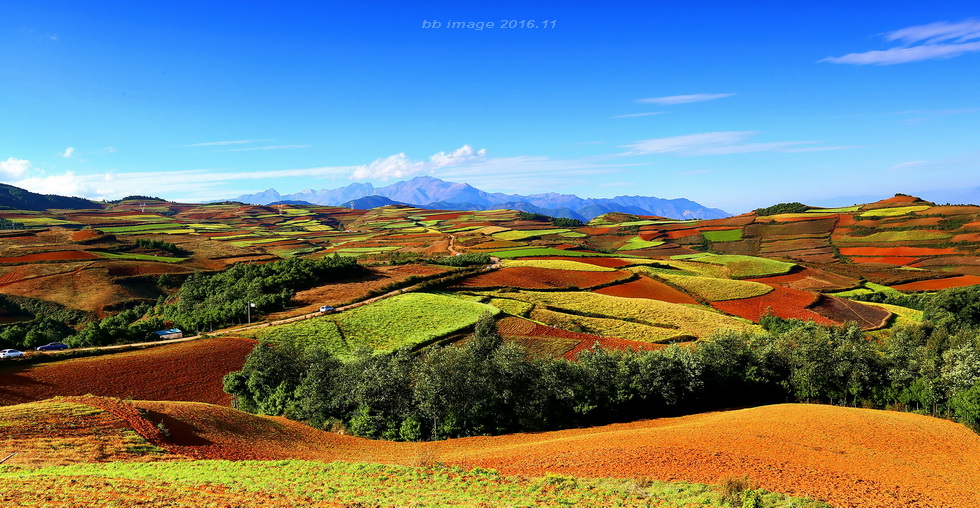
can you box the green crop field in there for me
[0,460,824,508]
[701,229,743,242]
[670,253,796,279]
[502,259,617,271]
[97,223,181,233]
[489,247,612,258]
[493,228,571,241]
[859,205,931,217]
[91,251,187,263]
[254,293,499,358]
[658,273,773,301]
[481,290,758,341]
[617,237,666,251]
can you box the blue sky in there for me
[1,1,978,213]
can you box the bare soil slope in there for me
[0,338,254,406]
[68,398,980,508]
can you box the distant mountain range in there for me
[230,176,730,220]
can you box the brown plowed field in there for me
[63,399,980,508]
[749,267,859,292]
[497,316,662,360]
[454,267,632,290]
[808,295,892,330]
[0,337,255,407]
[710,285,835,325]
[850,256,921,266]
[839,246,958,257]
[0,251,101,263]
[594,276,699,304]
[890,275,980,291]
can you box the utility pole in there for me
[247,302,256,324]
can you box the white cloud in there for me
[226,144,309,152]
[0,158,31,178]
[889,161,931,170]
[620,131,851,156]
[101,146,118,153]
[351,145,488,180]
[14,172,89,197]
[635,93,734,105]
[62,147,75,158]
[611,112,667,119]
[823,18,980,65]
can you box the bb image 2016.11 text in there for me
[421,19,557,30]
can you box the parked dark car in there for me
[36,342,69,351]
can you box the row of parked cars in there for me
[0,342,70,359]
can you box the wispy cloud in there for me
[185,139,270,147]
[822,18,980,65]
[620,131,860,156]
[226,144,310,152]
[896,107,980,125]
[889,161,931,170]
[611,112,667,119]
[61,147,74,158]
[635,93,734,105]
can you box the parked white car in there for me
[0,349,24,359]
[319,305,335,314]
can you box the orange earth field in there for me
[23,396,980,508]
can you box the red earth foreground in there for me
[56,396,980,508]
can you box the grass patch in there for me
[859,205,931,217]
[670,253,796,279]
[617,237,666,251]
[701,229,743,242]
[91,251,186,263]
[493,228,571,241]
[658,273,773,301]
[807,206,861,213]
[254,293,498,358]
[0,460,828,507]
[835,230,951,243]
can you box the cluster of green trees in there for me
[0,295,90,349]
[752,202,810,216]
[225,287,980,440]
[516,211,584,228]
[65,255,362,347]
[134,238,186,255]
[0,217,25,230]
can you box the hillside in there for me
[7,396,978,507]
[0,183,101,212]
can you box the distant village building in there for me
[153,328,183,340]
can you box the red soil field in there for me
[0,250,101,263]
[880,217,942,227]
[769,214,836,222]
[69,229,102,242]
[839,246,958,257]
[710,285,835,325]
[497,316,662,360]
[850,256,921,266]
[594,276,699,304]
[912,256,980,267]
[525,256,634,268]
[835,214,856,226]
[576,226,612,235]
[663,228,702,239]
[0,338,255,407]
[637,231,662,241]
[951,232,980,243]
[890,275,980,291]
[65,397,980,507]
[454,267,632,290]
[421,212,467,220]
[864,195,922,207]
[808,295,892,330]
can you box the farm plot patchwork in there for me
[479,290,758,342]
[671,253,796,279]
[710,285,834,326]
[253,293,499,358]
[453,266,633,290]
[656,273,774,302]
[593,275,699,304]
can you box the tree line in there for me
[224,285,980,440]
